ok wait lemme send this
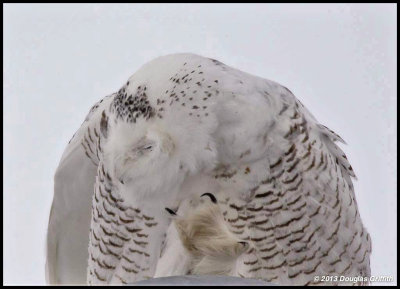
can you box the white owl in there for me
[46,53,371,285]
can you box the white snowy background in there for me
[4,4,396,285]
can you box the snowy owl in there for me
[46,53,371,285]
[154,192,250,277]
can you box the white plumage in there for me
[46,53,371,285]
[155,193,250,277]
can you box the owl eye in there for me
[136,143,154,153]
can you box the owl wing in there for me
[220,86,372,285]
[86,156,165,285]
[45,94,114,284]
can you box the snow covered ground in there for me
[132,275,271,286]
[4,4,396,285]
